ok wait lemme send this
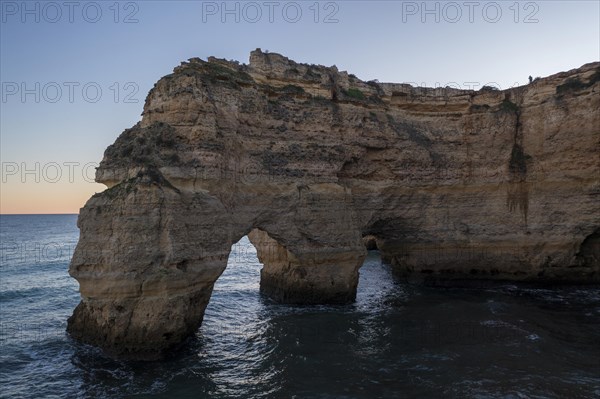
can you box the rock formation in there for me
[67,49,600,359]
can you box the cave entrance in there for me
[362,234,379,251]
[355,233,399,305]
[577,228,600,267]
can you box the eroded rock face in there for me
[68,49,600,359]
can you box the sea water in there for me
[1,215,599,398]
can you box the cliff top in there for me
[173,48,599,99]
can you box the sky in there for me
[1,0,599,214]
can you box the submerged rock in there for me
[68,49,600,359]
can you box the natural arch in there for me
[67,178,366,359]
[67,51,599,359]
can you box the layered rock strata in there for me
[68,49,600,359]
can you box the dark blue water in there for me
[1,215,599,398]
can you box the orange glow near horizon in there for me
[0,181,106,214]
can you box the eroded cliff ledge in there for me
[68,49,600,359]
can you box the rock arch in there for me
[67,51,600,358]
[67,174,365,359]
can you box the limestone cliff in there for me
[68,49,600,359]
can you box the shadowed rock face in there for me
[67,49,600,359]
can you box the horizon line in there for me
[0,213,78,216]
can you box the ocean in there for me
[1,214,599,398]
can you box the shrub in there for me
[556,77,586,95]
[345,88,366,100]
[501,99,519,113]
[480,85,499,92]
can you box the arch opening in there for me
[202,227,295,318]
[201,234,265,336]
[206,228,293,304]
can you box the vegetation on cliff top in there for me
[556,68,600,95]
[103,122,186,168]
[176,61,254,90]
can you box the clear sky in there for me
[1,0,599,214]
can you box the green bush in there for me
[501,99,519,113]
[345,88,366,100]
[556,77,587,95]
[480,85,499,92]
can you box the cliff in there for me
[68,49,600,359]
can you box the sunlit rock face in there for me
[68,49,600,359]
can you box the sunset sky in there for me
[1,0,599,214]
